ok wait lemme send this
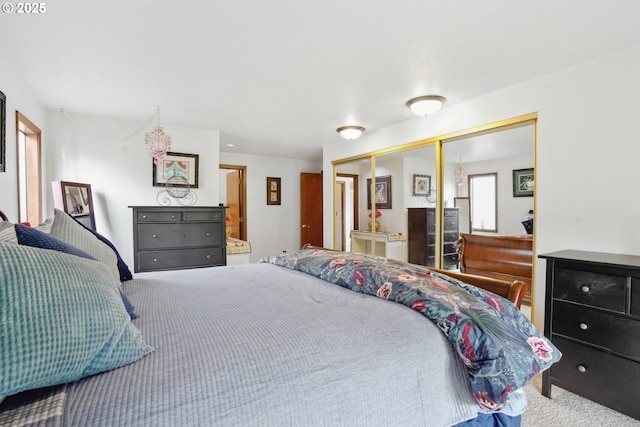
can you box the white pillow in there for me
[49,209,121,284]
[0,221,17,243]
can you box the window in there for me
[17,112,42,225]
[469,173,497,233]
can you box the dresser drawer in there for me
[552,300,640,359]
[138,223,223,250]
[443,231,459,243]
[631,278,640,317]
[443,216,458,230]
[554,267,626,312]
[137,211,182,222]
[182,211,223,222]
[550,336,640,420]
[443,253,459,268]
[138,247,224,271]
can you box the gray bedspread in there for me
[45,264,511,426]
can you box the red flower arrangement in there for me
[368,209,382,219]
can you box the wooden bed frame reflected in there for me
[301,243,525,309]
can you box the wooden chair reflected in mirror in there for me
[52,181,96,230]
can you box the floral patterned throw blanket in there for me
[261,248,561,410]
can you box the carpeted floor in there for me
[522,375,639,426]
[519,304,639,426]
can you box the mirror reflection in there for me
[52,180,96,230]
[333,117,535,303]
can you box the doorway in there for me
[17,111,42,225]
[219,164,246,240]
[335,173,359,251]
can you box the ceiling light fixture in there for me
[337,126,365,140]
[406,95,446,116]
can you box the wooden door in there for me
[226,170,241,239]
[300,172,323,248]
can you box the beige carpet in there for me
[518,304,639,426]
[522,375,639,426]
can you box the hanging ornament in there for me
[454,156,467,186]
[145,107,172,164]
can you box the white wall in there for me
[219,151,321,262]
[44,109,221,267]
[323,43,640,329]
[0,60,46,220]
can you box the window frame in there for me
[468,172,498,233]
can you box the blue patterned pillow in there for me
[0,242,153,401]
[15,224,138,319]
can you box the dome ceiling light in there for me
[337,126,365,140]
[405,95,446,116]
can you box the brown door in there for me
[300,172,323,248]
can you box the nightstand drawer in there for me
[553,300,640,359]
[138,247,224,271]
[551,336,640,420]
[138,223,222,249]
[554,267,626,312]
[137,211,181,222]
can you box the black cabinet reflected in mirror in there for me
[52,181,96,230]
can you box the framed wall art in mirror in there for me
[153,152,199,188]
[52,181,96,230]
[367,175,392,209]
[0,90,6,172]
[412,174,431,197]
[513,168,534,197]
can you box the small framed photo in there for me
[267,177,281,205]
[153,152,199,188]
[412,174,431,197]
[513,168,534,197]
[366,175,392,209]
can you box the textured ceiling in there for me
[1,1,640,160]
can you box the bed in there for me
[0,210,559,427]
[458,233,533,303]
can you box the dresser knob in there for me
[577,365,588,373]
[142,215,147,219]
[187,214,192,218]
[205,232,211,236]
[153,234,157,238]
[580,285,590,293]
[171,215,176,219]
[579,323,588,330]
[153,258,158,262]
[206,254,211,259]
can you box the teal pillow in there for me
[0,242,153,400]
[14,224,138,319]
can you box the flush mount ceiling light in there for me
[406,95,446,116]
[337,126,365,140]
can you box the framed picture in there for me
[153,152,199,188]
[0,90,5,173]
[266,177,281,205]
[412,174,431,197]
[366,175,392,209]
[513,168,534,197]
